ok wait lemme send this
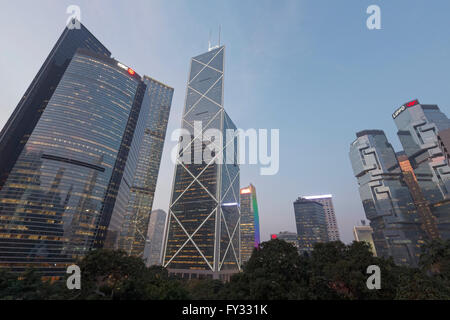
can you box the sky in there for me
[1,0,450,243]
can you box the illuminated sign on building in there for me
[392,99,420,119]
[117,62,136,76]
[240,188,251,194]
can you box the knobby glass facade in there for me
[115,77,173,257]
[349,130,425,266]
[394,103,450,239]
[397,153,440,240]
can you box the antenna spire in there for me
[208,26,221,51]
[208,29,212,51]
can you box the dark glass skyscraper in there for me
[293,197,329,253]
[115,77,173,257]
[349,130,425,266]
[393,100,450,238]
[240,184,260,264]
[0,21,110,193]
[162,46,240,281]
[437,128,450,165]
[396,152,440,240]
[0,22,171,276]
[144,209,167,266]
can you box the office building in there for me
[0,20,110,192]
[293,197,329,253]
[393,100,450,238]
[397,152,440,239]
[271,231,299,251]
[162,46,240,281]
[303,194,340,241]
[353,220,377,256]
[144,209,167,266]
[115,77,173,257]
[240,184,261,264]
[0,22,171,276]
[349,130,425,266]
[437,128,450,165]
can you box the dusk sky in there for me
[1,0,450,243]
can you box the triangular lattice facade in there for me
[163,46,241,278]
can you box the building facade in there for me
[396,152,440,240]
[0,47,149,275]
[437,128,450,165]
[349,130,425,266]
[0,21,111,193]
[144,209,167,266]
[303,194,340,241]
[240,184,261,264]
[293,197,329,253]
[271,231,299,251]
[393,100,450,239]
[353,220,377,256]
[162,46,240,281]
[115,77,173,257]
[438,128,450,164]
[0,22,171,276]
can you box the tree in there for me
[184,279,224,300]
[419,239,450,279]
[309,241,400,299]
[70,249,190,300]
[0,268,57,300]
[222,239,310,299]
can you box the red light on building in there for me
[271,234,277,239]
[240,188,251,194]
[127,68,135,75]
[405,99,419,107]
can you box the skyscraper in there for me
[144,209,167,266]
[293,197,329,253]
[0,21,110,192]
[396,151,440,240]
[303,194,340,241]
[115,77,173,257]
[437,128,450,165]
[349,130,425,266]
[240,184,261,264]
[162,46,240,281]
[393,99,450,238]
[353,220,377,256]
[270,231,299,251]
[0,22,171,276]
